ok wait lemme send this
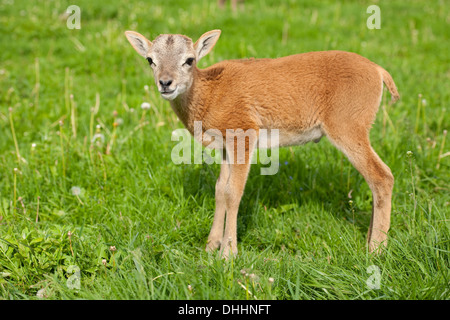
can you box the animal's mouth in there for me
[159,87,178,100]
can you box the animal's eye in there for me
[184,57,195,66]
[147,57,154,66]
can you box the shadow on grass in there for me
[180,148,373,243]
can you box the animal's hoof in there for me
[368,238,388,254]
[205,238,221,252]
[220,237,238,260]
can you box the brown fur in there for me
[125,30,399,258]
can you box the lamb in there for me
[125,29,399,259]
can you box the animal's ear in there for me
[125,31,153,58]
[194,30,221,61]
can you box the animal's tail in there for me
[378,66,400,103]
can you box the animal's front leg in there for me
[220,130,257,259]
[220,162,252,259]
[206,152,229,252]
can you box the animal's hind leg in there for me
[325,126,394,253]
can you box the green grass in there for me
[0,0,449,300]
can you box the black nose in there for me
[159,79,173,88]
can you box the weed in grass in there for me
[35,196,40,224]
[8,108,21,165]
[12,168,18,216]
[436,130,447,170]
[57,121,66,179]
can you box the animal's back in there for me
[201,51,385,133]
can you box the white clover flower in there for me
[144,85,149,91]
[31,143,37,148]
[141,102,151,110]
[406,150,413,156]
[71,186,81,196]
[248,273,258,280]
[36,288,47,299]
[91,133,105,144]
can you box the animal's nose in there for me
[159,79,173,88]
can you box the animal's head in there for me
[125,29,221,101]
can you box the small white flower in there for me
[268,277,274,284]
[144,85,149,91]
[421,99,427,106]
[406,150,413,156]
[249,273,257,280]
[71,186,81,196]
[36,288,47,298]
[31,143,37,148]
[91,133,105,144]
[141,102,151,110]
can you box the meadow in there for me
[0,0,448,300]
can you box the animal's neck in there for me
[169,67,207,135]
